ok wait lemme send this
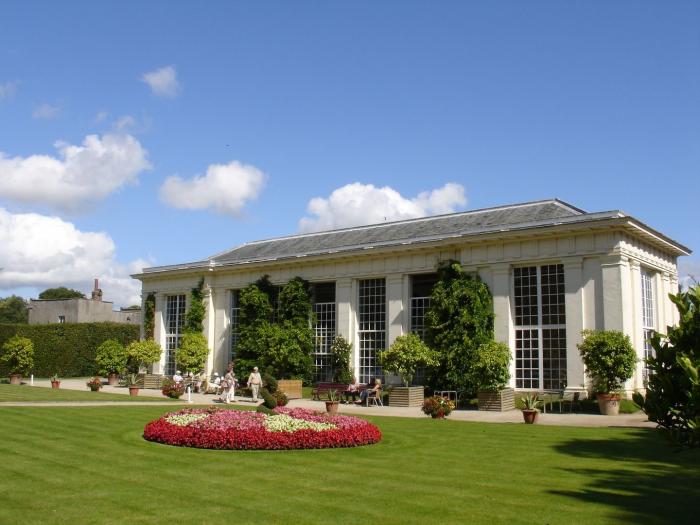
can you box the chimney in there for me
[91,278,103,301]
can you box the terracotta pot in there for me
[90,385,101,392]
[129,386,139,397]
[51,381,60,389]
[107,373,119,386]
[596,393,621,416]
[9,374,22,385]
[431,412,445,419]
[522,409,539,424]
[325,401,339,415]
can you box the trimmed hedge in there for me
[0,323,140,377]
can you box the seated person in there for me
[207,373,222,394]
[360,378,382,404]
[344,377,360,403]
[172,370,183,384]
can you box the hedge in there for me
[0,323,140,377]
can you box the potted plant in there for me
[126,339,163,374]
[421,395,455,419]
[50,373,61,389]
[161,378,185,399]
[87,377,102,391]
[471,340,514,411]
[125,373,140,396]
[1,335,34,385]
[381,334,440,407]
[578,330,637,416]
[520,393,542,424]
[325,389,340,414]
[95,339,128,386]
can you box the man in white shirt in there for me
[247,366,262,402]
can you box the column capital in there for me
[628,259,641,270]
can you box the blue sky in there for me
[1,1,699,307]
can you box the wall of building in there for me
[140,228,681,394]
[28,299,141,325]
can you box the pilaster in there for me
[628,259,645,390]
[490,264,513,387]
[562,257,586,392]
[386,274,405,346]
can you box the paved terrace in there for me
[6,378,654,428]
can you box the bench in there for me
[312,382,368,401]
[137,373,165,389]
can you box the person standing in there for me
[224,363,236,403]
[247,366,262,402]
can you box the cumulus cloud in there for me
[0,208,144,307]
[298,182,467,232]
[159,160,266,215]
[0,81,18,99]
[678,259,700,290]
[141,65,180,98]
[32,103,61,119]
[0,133,151,211]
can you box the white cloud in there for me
[141,65,180,98]
[298,182,467,232]
[0,81,18,99]
[0,133,151,211]
[0,208,144,307]
[32,103,61,119]
[678,259,700,290]
[95,111,110,123]
[159,160,266,215]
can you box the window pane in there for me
[358,278,386,383]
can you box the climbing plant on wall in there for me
[185,278,206,334]
[425,260,495,395]
[143,293,156,339]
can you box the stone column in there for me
[563,257,586,393]
[152,292,167,375]
[660,272,672,332]
[490,264,513,387]
[335,278,356,372]
[202,282,217,375]
[628,259,645,391]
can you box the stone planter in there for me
[107,373,119,386]
[597,393,621,416]
[277,379,303,399]
[388,386,424,407]
[522,409,539,424]
[478,388,515,411]
[9,374,22,385]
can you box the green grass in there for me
[0,406,697,524]
[0,384,174,403]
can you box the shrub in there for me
[1,335,34,375]
[185,278,206,333]
[95,339,128,376]
[161,379,185,399]
[634,286,700,448]
[468,340,511,392]
[273,390,289,406]
[421,396,455,418]
[425,261,494,395]
[578,330,637,393]
[126,339,162,372]
[262,372,278,393]
[330,335,354,384]
[260,387,277,409]
[381,333,440,386]
[256,405,275,415]
[0,323,139,377]
[176,332,209,374]
[86,377,102,390]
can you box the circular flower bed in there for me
[143,407,382,450]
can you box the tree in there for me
[425,260,495,394]
[126,340,162,372]
[38,287,85,300]
[634,286,700,447]
[330,335,354,383]
[578,330,637,393]
[184,278,206,333]
[381,333,440,386]
[1,335,34,375]
[0,295,29,323]
[95,339,128,376]
[468,340,511,392]
[176,332,209,374]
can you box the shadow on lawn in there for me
[549,429,700,524]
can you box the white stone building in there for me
[133,199,690,394]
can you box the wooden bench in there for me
[312,382,348,400]
[137,373,165,389]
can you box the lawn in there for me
[0,384,174,403]
[0,406,697,524]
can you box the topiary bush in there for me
[1,335,34,376]
[381,333,440,386]
[578,330,637,393]
[634,286,700,448]
[262,371,278,393]
[126,339,163,372]
[260,387,277,409]
[468,340,511,392]
[95,339,128,376]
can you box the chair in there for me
[365,388,383,407]
[561,391,581,413]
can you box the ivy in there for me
[425,260,495,395]
[143,293,156,339]
[330,335,354,383]
[185,278,206,333]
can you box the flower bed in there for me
[143,407,382,450]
